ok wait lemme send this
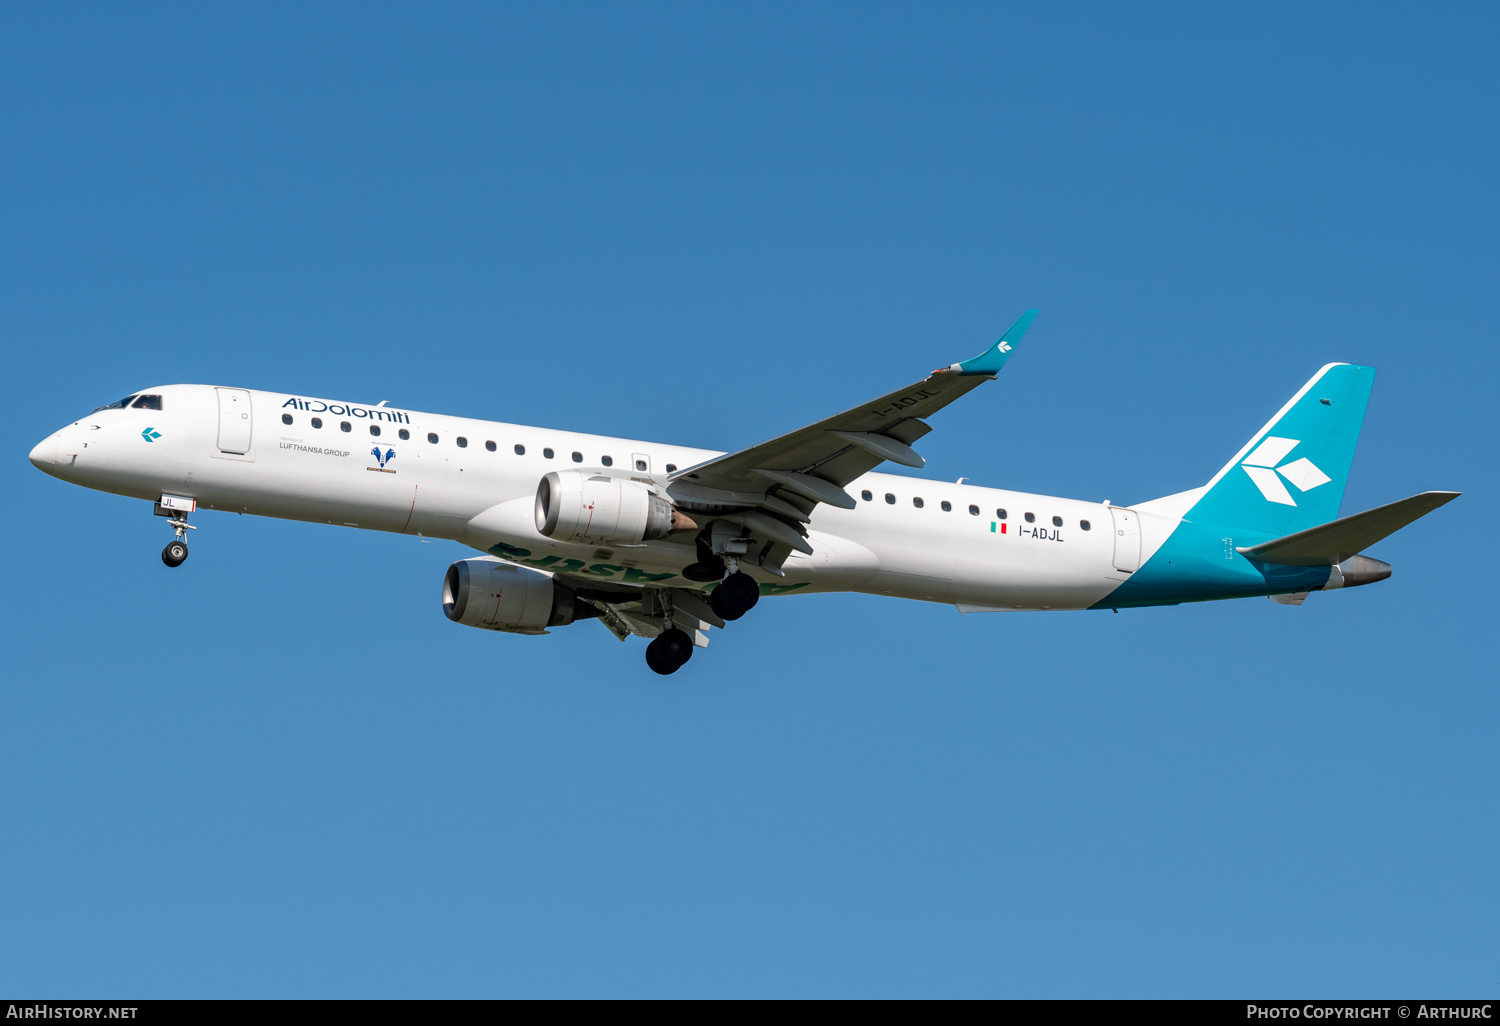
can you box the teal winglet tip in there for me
[955,309,1039,375]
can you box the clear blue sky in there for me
[2,2,1495,997]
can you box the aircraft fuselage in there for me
[30,383,1231,612]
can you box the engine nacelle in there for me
[534,470,680,545]
[442,558,583,634]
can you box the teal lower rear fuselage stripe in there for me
[1089,517,1335,609]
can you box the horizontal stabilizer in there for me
[1237,491,1460,566]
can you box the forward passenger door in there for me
[216,388,253,454]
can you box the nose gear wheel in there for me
[154,500,197,567]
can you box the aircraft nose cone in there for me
[29,434,57,470]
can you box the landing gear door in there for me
[216,388,253,454]
[1110,506,1141,573]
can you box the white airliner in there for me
[29,312,1458,673]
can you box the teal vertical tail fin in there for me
[1184,363,1376,536]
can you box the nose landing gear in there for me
[154,494,197,568]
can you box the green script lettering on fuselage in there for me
[484,541,809,594]
[487,542,677,583]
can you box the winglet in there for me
[950,309,1039,375]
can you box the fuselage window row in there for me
[276,413,671,475]
[854,496,1091,530]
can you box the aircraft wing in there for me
[665,310,1038,568]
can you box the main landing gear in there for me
[709,571,760,622]
[645,628,695,675]
[644,562,763,675]
[154,495,197,568]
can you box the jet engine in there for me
[442,557,588,634]
[534,470,689,545]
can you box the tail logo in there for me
[1240,436,1331,506]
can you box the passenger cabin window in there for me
[370,425,381,436]
[132,395,163,410]
[399,429,410,440]
[1081,520,1092,531]
[542,448,554,459]
[996,508,1007,520]
[427,432,439,444]
[311,418,323,429]
[1024,512,1035,523]
[485,440,496,452]
[862,490,873,501]
[1052,515,1063,527]
[601,456,613,467]
[969,504,980,516]
[95,395,138,412]
[665,463,677,473]
[913,497,924,508]
[635,459,647,471]
[282,414,293,425]
[571,451,582,462]
[514,444,525,455]
[456,437,467,448]
[885,493,896,504]
[941,501,952,512]
[340,422,351,432]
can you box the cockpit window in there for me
[94,395,138,412]
[131,395,163,410]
